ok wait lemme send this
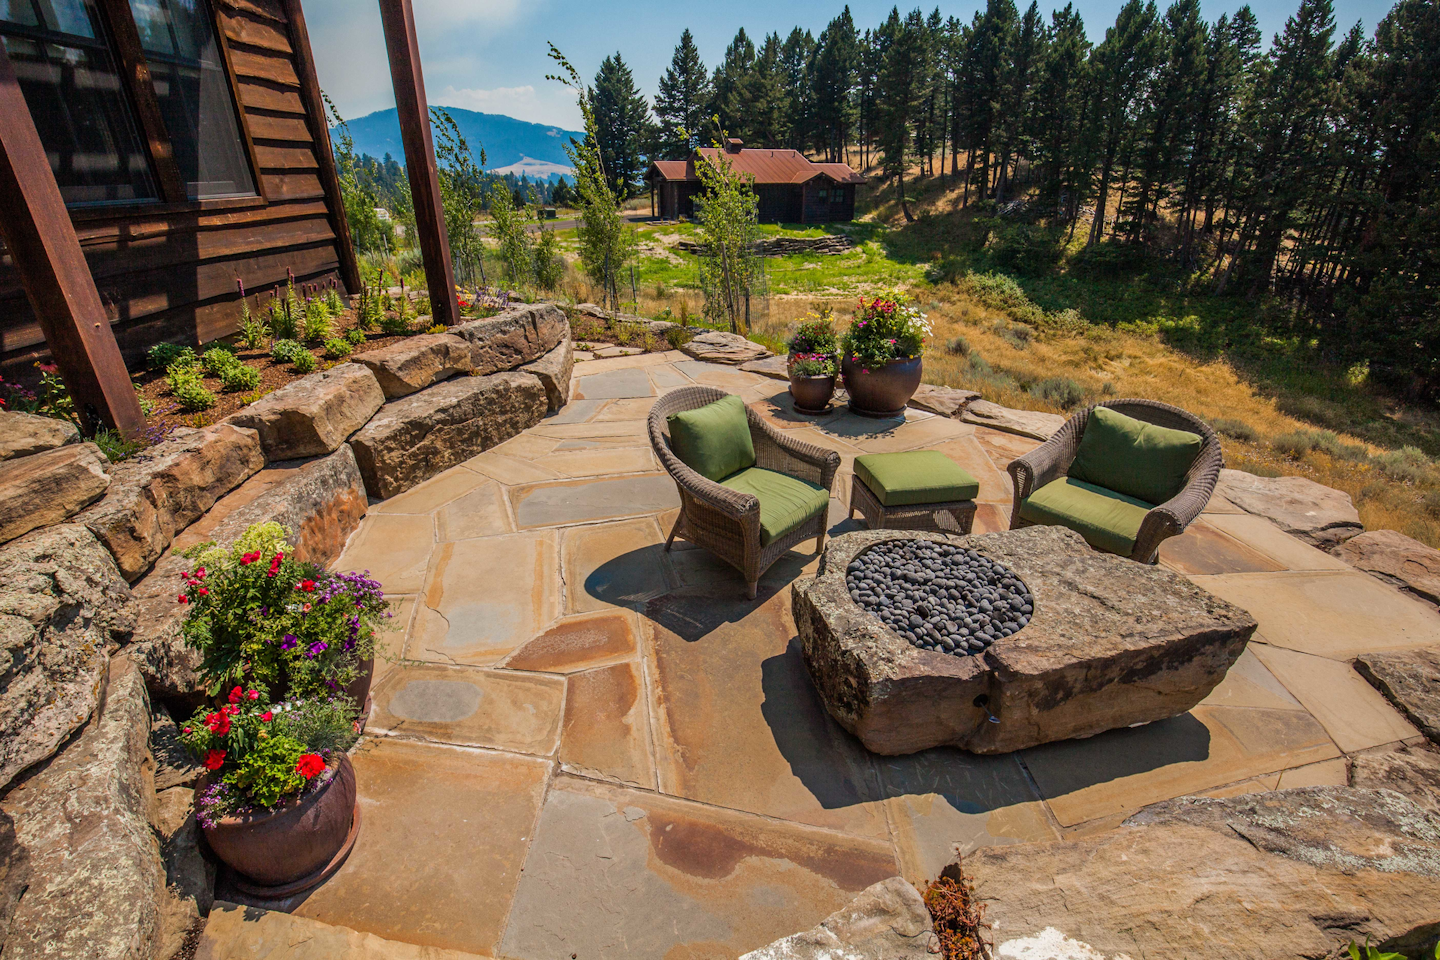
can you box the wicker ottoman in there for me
[849,450,980,534]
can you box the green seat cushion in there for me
[853,451,980,507]
[1019,477,1153,556]
[720,467,830,546]
[1068,406,1203,507]
[667,395,756,482]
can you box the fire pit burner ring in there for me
[845,539,1032,656]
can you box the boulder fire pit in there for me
[792,526,1257,755]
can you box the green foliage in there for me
[148,342,186,371]
[693,133,762,332]
[91,427,145,463]
[324,93,393,255]
[591,52,654,198]
[488,179,535,286]
[354,283,382,332]
[291,350,317,374]
[270,339,304,363]
[323,338,351,359]
[238,300,269,349]
[842,292,931,367]
[548,45,638,310]
[786,311,839,356]
[1344,937,1410,960]
[665,327,695,350]
[202,347,240,377]
[1211,418,1259,443]
[229,734,308,809]
[271,698,360,755]
[946,336,971,356]
[34,363,75,422]
[219,363,260,393]
[324,285,344,317]
[993,321,1034,350]
[166,354,216,411]
[269,286,300,341]
[655,29,713,157]
[345,328,367,347]
[789,354,836,377]
[533,228,565,291]
[1027,377,1087,409]
[303,299,333,342]
[378,310,410,336]
[431,107,486,288]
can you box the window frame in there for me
[1,0,266,213]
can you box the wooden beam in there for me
[93,0,187,203]
[0,44,146,437]
[280,0,361,294]
[377,0,458,324]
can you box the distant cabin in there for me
[646,140,866,224]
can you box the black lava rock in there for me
[844,539,1033,658]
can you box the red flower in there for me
[222,704,240,717]
[197,587,208,596]
[228,686,243,704]
[240,551,260,566]
[247,689,260,701]
[182,726,192,734]
[260,711,273,722]
[203,749,226,771]
[37,362,58,374]
[298,579,316,592]
[295,754,326,779]
[204,711,231,736]
[178,594,188,604]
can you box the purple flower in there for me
[306,640,329,659]
[280,633,298,651]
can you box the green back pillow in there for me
[1068,405,1203,506]
[666,394,756,482]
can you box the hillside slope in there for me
[337,107,579,178]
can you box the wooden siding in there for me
[0,0,353,371]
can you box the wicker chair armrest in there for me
[1007,414,1085,502]
[649,411,761,522]
[1131,439,1224,561]
[747,410,841,492]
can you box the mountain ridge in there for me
[335,107,579,181]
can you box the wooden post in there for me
[283,0,362,294]
[378,0,458,325]
[0,45,145,437]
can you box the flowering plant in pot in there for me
[178,522,390,710]
[182,691,362,894]
[841,292,931,417]
[786,313,839,414]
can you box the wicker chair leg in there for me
[746,580,758,600]
[814,531,825,554]
[664,508,683,552]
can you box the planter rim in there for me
[199,752,349,830]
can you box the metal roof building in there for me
[646,140,866,224]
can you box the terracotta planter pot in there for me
[200,753,358,893]
[788,374,836,414]
[344,656,375,728]
[842,354,923,417]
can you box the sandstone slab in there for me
[350,372,547,500]
[959,399,1065,440]
[739,355,790,380]
[0,810,30,953]
[0,523,134,791]
[368,662,564,755]
[130,446,367,705]
[1336,529,1440,607]
[0,442,110,545]
[229,364,384,460]
[740,877,937,960]
[350,333,474,399]
[151,706,201,790]
[1215,468,1364,548]
[679,330,772,364]
[199,901,493,959]
[1356,646,1440,745]
[519,333,573,413]
[155,785,214,959]
[79,424,264,582]
[452,303,568,375]
[2,657,165,960]
[0,410,78,461]
[792,525,1256,755]
[970,787,1440,960]
[908,383,981,418]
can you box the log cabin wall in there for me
[0,0,356,377]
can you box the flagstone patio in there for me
[234,350,1438,959]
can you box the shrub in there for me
[345,328,367,346]
[148,342,186,371]
[303,299,333,342]
[426,323,447,335]
[415,296,432,317]
[960,272,1047,327]
[219,363,260,392]
[786,311,839,357]
[378,311,410,336]
[1272,431,1317,459]
[202,347,240,377]
[993,321,1033,350]
[270,339,304,363]
[1211,418,1259,443]
[291,350,317,374]
[170,376,217,412]
[324,285,344,316]
[665,327,694,350]
[270,697,360,756]
[614,321,641,346]
[238,312,270,350]
[946,336,970,356]
[323,338,351,359]
[91,427,145,463]
[1374,446,1431,484]
[1027,376,1086,409]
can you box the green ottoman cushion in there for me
[721,467,829,546]
[854,451,980,507]
[667,394,756,482]
[1019,477,1153,556]
[1068,406,1203,507]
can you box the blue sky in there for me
[305,0,1394,131]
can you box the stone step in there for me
[198,901,493,959]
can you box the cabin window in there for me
[127,0,254,199]
[817,188,829,201]
[1,0,158,204]
[1,0,255,205]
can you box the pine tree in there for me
[712,29,756,142]
[655,30,712,159]
[746,33,788,147]
[812,8,860,162]
[780,27,816,151]
[1084,0,1162,245]
[592,53,654,199]
[1029,4,1091,213]
[874,8,926,220]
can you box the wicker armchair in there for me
[1007,398,1223,563]
[649,386,841,599]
